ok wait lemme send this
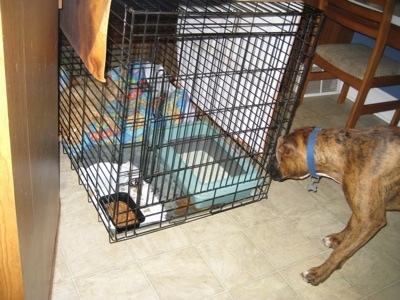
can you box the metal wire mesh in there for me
[59,0,324,242]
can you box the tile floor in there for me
[52,95,400,299]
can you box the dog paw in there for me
[301,269,320,286]
[301,268,324,286]
[301,264,336,286]
[323,234,343,249]
[301,270,312,283]
[323,237,333,248]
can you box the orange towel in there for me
[60,0,112,82]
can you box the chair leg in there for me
[337,83,349,104]
[390,108,400,127]
[345,88,370,129]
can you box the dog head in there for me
[269,127,314,181]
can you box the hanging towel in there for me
[60,0,112,82]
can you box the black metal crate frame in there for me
[59,0,324,242]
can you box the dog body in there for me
[269,126,400,285]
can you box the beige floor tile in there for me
[280,255,363,300]
[196,232,275,289]
[59,223,136,278]
[127,226,191,260]
[286,206,345,251]
[357,113,388,127]
[386,211,400,230]
[300,96,349,117]
[60,182,87,200]
[51,280,80,300]
[228,199,277,228]
[228,272,299,299]
[300,177,343,205]
[368,225,400,273]
[141,246,224,299]
[296,96,386,129]
[322,198,352,225]
[268,181,320,216]
[366,280,400,300]
[205,291,233,300]
[296,96,357,128]
[182,212,242,243]
[75,264,157,299]
[58,179,98,232]
[53,242,73,284]
[340,246,400,296]
[58,203,99,233]
[245,218,319,269]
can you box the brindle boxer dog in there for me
[269,125,400,285]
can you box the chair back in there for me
[324,0,396,40]
[322,0,397,84]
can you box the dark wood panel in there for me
[0,0,60,298]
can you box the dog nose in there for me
[269,155,284,181]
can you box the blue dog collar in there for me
[307,127,322,191]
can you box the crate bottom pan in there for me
[156,121,260,209]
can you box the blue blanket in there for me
[75,62,193,153]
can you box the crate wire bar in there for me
[59,0,324,242]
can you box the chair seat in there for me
[316,43,400,79]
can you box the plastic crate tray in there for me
[157,121,259,209]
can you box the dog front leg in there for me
[301,213,386,285]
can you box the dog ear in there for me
[276,136,294,165]
[276,136,285,165]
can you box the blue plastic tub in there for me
[156,121,260,209]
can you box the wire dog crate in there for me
[59,0,324,242]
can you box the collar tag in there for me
[307,176,320,192]
[306,127,322,192]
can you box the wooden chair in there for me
[301,0,400,128]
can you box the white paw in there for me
[301,270,310,282]
[323,237,332,248]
